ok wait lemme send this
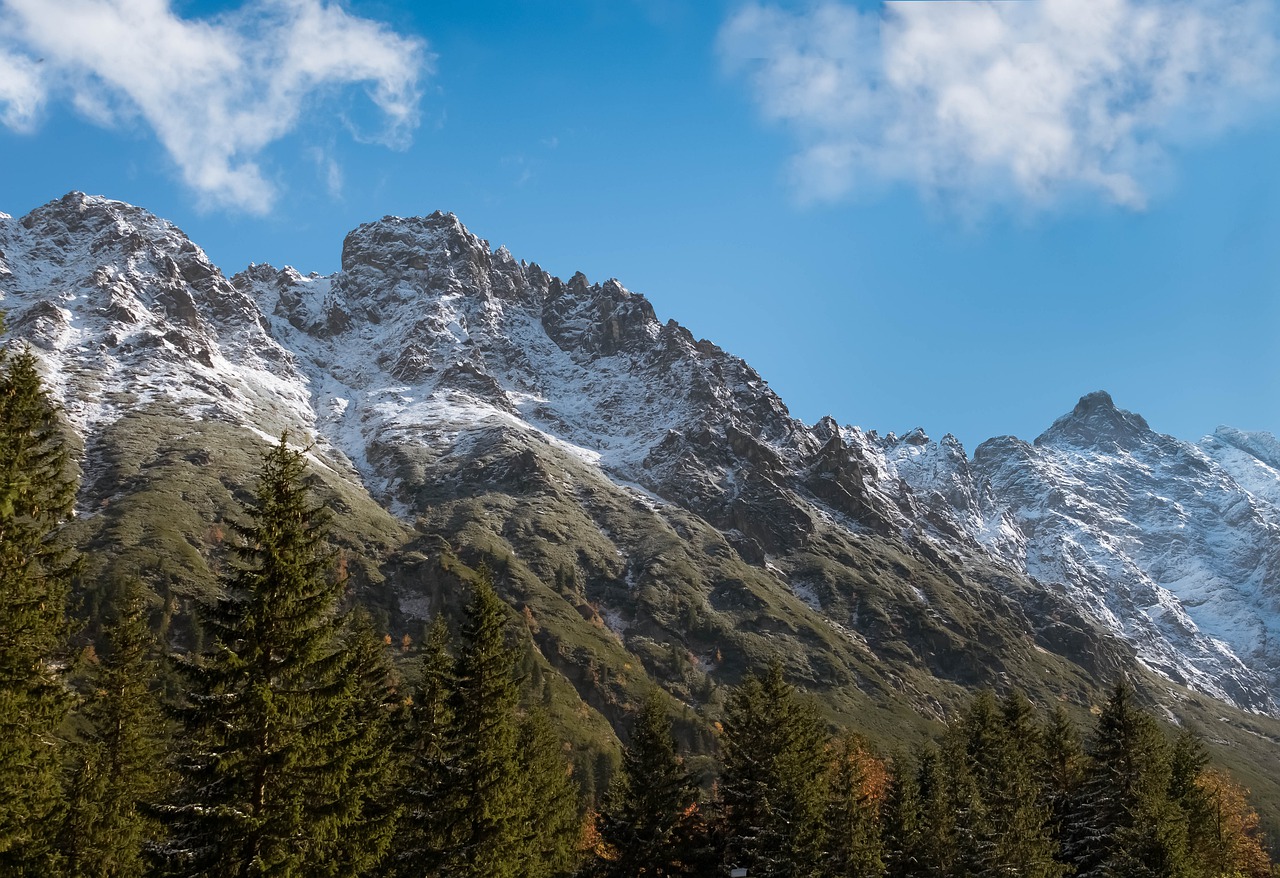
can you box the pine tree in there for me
[719,660,828,878]
[1067,681,1193,878]
[885,744,957,878]
[436,566,527,878]
[314,609,405,877]
[61,579,170,878]
[989,692,1064,878]
[823,731,887,878]
[0,343,77,875]
[517,708,582,878]
[880,750,929,878]
[1039,703,1086,864]
[392,613,454,878]
[591,689,700,878]
[161,436,353,877]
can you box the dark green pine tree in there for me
[0,344,78,876]
[944,691,1064,878]
[591,689,700,878]
[719,660,828,878]
[976,692,1065,878]
[1039,703,1086,864]
[822,731,885,878]
[161,436,354,877]
[436,566,528,878]
[314,608,405,877]
[1167,728,1220,876]
[61,579,170,878]
[392,613,454,878]
[516,708,582,878]
[890,744,958,878]
[1067,680,1193,878]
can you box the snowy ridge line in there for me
[4,193,1280,714]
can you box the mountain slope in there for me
[883,391,1280,713]
[4,194,1280,814]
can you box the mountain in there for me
[4,192,1280,808]
[879,391,1280,714]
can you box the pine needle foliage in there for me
[1067,680,1194,878]
[0,343,78,875]
[61,578,170,878]
[517,708,583,878]
[590,689,701,878]
[161,435,354,877]
[436,566,528,878]
[392,613,454,878]
[719,660,829,878]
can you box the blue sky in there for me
[1,0,1278,452]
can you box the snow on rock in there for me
[958,393,1280,712]
[8,193,1280,716]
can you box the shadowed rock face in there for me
[5,193,1280,722]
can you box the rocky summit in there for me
[4,194,1280,773]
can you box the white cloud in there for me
[719,0,1280,210]
[0,47,43,130]
[0,0,431,213]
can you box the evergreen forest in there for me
[3,341,1279,877]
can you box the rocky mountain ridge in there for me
[2,192,1279,731]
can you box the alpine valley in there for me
[4,192,1280,818]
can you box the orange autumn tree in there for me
[824,731,889,876]
[1192,768,1273,878]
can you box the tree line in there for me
[1,341,1277,877]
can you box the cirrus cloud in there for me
[719,0,1280,210]
[0,0,431,213]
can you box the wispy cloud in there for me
[0,0,431,213]
[719,0,1280,210]
[0,47,42,130]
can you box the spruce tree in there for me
[315,609,405,877]
[161,436,353,877]
[823,731,886,878]
[944,692,1064,878]
[880,750,930,878]
[591,689,700,878]
[0,344,77,875]
[908,744,958,877]
[1067,681,1193,878]
[719,660,828,878]
[61,579,170,878]
[1039,703,1085,863]
[393,613,454,878]
[517,708,582,878]
[436,566,527,878]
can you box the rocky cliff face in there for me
[885,391,1280,713]
[4,193,1279,728]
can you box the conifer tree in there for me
[973,692,1064,878]
[61,579,169,878]
[1039,703,1086,862]
[0,343,77,875]
[436,566,528,878]
[315,609,405,877]
[719,660,828,878]
[1067,681,1193,878]
[823,731,886,878]
[393,613,454,878]
[883,743,958,878]
[161,436,353,877]
[517,708,582,878]
[880,753,922,878]
[591,689,700,878]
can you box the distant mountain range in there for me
[5,192,1280,804]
